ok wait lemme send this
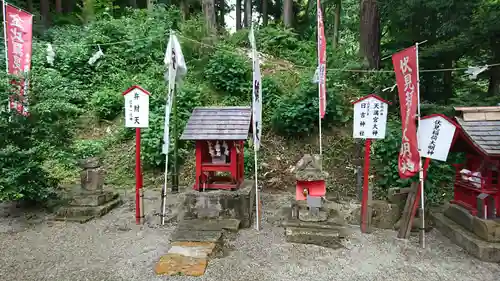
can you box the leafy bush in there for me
[271,72,349,136]
[204,47,251,96]
[72,139,106,160]
[90,89,123,120]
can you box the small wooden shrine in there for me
[180,106,251,191]
[450,106,500,218]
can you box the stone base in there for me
[283,200,351,249]
[431,210,500,262]
[444,203,500,242]
[52,190,121,223]
[180,180,255,228]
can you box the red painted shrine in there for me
[180,106,251,191]
[449,106,500,218]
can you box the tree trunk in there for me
[236,0,242,30]
[244,0,251,27]
[442,60,453,102]
[359,0,380,69]
[218,0,225,29]
[26,0,33,12]
[333,0,341,49]
[129,0,138,8]
[55,0,62,13]
[81,0,95,24]
[63,0,75,13]
[147,0,155,11]
[488,66,500,96]
[262,0,268,26]
[40,0,50,28]
[202,0,217,34]
[180,0,189,20]
[283,0,293,28]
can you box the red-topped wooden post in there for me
[123,85,150,225]
[352,94,391,233]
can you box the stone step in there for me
[285,226,346,249]
[155,234,222,276]
[177,218,241,232]
[170,229,223,243]
[54,198,122,221]
[282,218,346,229]
[68,191,118,207]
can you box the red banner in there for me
[317,0,326,119]
[5,3,33,116]
[392,46,420,178]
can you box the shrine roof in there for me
[455,106,500,156]
[180,106,252,140]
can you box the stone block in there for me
[69,191,117,207]
[180,180,254,228]
[170,229,223,243]
[78,157,101,169]
[431,211,500,262]
[169,242,217,259]
[472,217,500,242]
[154,254,208,276]
[444,204,474,232]
[371,200,401,229]
[285,226,344,249]
[54,198,122,222]
[177,219,241,232]
[80,169,105,191]
[387,187,412,206]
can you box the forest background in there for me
[0,0,499,206]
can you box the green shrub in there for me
[90,89,123,120]
[72,139,106,160]
[204,47,251,96]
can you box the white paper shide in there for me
[353,96,388,139]
[417,115,456,161]
[124,87,150,128]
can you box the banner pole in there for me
[415,41,425,248]
[2,0,7,73]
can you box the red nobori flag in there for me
[5,3,33,116]
[392,46,420,178]
[317,0,326,118]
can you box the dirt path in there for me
[0,190,498,281]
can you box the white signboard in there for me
[123,86,150,128]
[417,115,456,161]
[353,96,388,139]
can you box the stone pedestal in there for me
[179,180,255,228]
[53,158,121,223]
[431,203,500,262]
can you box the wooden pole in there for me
[361,138,371,233]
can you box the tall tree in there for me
[262,0,268,26]
[40,0,50,28]
[244,0,251,27]
[333,0,341,49]
[55,0,62,13]
[236,0,242,30]
[283,0,293,28]
[129,0,138,8]
[359,0,380,69]
[202,0,217,34]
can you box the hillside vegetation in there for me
[1,0,499,206]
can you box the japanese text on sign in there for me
[353,96,388,139]
[417,115,456,162]
[123,87,150,128]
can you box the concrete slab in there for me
[285,226,345,249]
[170,229,223,243]
[154,254,208,276]
[431,211,500,262]
[177,218,241,232]
[54,198,122,222]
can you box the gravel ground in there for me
[0,189,499,281]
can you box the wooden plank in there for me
[397,181,418,239]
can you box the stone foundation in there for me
[431,203,500,262]
[179,180,255,228]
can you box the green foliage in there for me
[90,89,123,120]
[204,47,251,96]
[271,72,350,136]
[72,139,106,159]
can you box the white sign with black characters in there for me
[124,86,150,128]
[353,96,388,139]
[417,115,456,161]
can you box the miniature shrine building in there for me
[180,106,252,191]
[449,106,500,218]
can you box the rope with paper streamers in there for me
[2,31,500,74]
